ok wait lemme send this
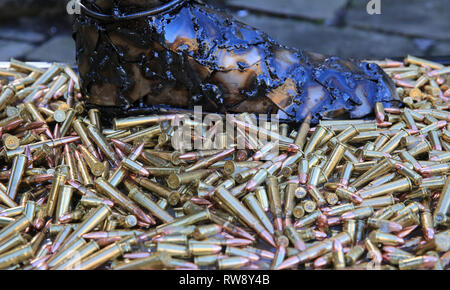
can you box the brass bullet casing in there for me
[279,232,351,269]
[188,241,222,256]
[254,186,269,212]
[345,245,365,266]
[0,215,31,243]
[113,115,176,130]
[64,205,111,246]
[0,184,18,209]
[77,240,133,270]
[304,126,327,155]
[341,207,374,221]
[294,186,308,199]
[194,254,226,267]
[321,143,346,182]
[111,252,171,270]
[434,177,450,226]
[332,239,346,269]
[78,144,105,177]
[6,154,27,200]
[121,157,149,177]
[218,256,250,270]
[398,255,437,270]
[266,176,283,232]
[358,178,412,199]
[55,185,73,221]
[193,224,222,240]
[167,169,213,189]
[156,242,189,258]
[307,185,326,207]
[0,243,33,269]
[379,129,409,153]
[0,232,27,256]
[284,224,306,251]
[128,188,174,224]
[53,241,100,270]
[351,158,394,188]
[46,172,67,218]
[294,210,321,228]
[132,176,180,206]
[270,243,287,270]
[72,119,98,158]
[284,182,297,224]
[76,150,94,186]
[369,230,404,246]
[242,192,274,235]
[59,108,76,137]
[294,113,311,150]
[358,195,395,209]
[308,165,324,187]
[213,186,275,247]
[325,203,355,216]
[94,177,153,225]
[86,124,119,165]
[46,236,87,268]
[407,139,432,157]
[292,203,305,219]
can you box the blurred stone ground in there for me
[0,0,449,64]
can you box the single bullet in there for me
[86,124,119,166]
[213,187,275,247]
[341,207,374,221]
[120,157,149,177]
[398,255,438,270]
[46,172,67,218]
[95,178,154,225]
[5,154,27,200]
[358,178,412,199]
[294,210,321,228]
[294,113,311,150]
[128,187,174,224]
[254,186,269,212]
[276,232,351,269]
[167,169,213,189]
[192,224,223,240]
[242,192,274,235]
[218,256,251,270]
[335,186,363,204]
[266,176,283,232]
[55,185,73,222]
[77,239,133,270]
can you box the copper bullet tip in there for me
[259,230,276,248]
[276,256,300,270]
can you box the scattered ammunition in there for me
[0,58,448,269]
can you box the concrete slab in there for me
[346,0,450,41]
[234,13,423,59]
[0,28,46,43]
[226,0,348,21]
[25,35,76,64]
[0,39,34,60]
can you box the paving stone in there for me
[0,28,46,43]
[346,0,450,41]
[25,35,76,64]
[0,0,67,21]
[226,0,348,21]
[0,39,34,60]
[233,14,423,59]
[434,41,450,57]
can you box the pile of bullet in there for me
[0,55,448,270]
